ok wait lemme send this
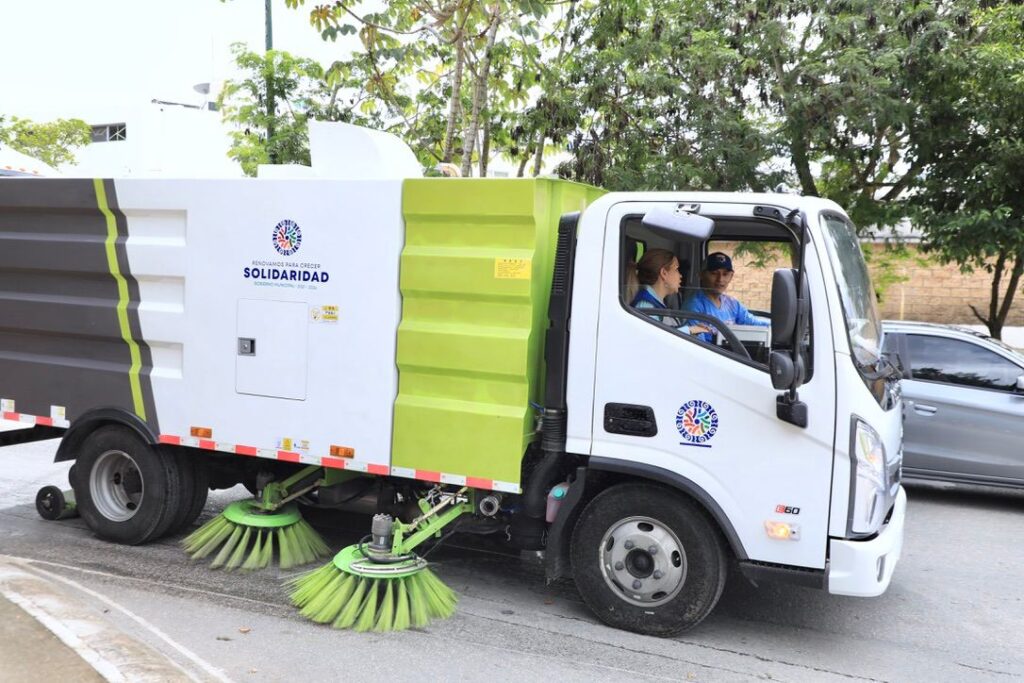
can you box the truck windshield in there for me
[820,214,882,369]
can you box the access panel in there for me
[236,299,308,400]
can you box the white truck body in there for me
[0,123,906,633]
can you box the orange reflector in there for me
[764,521,792,540]
[330,445,355,458]
[190,426,213,438]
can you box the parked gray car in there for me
[882,321,1024,489]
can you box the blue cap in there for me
[703,252,733,272]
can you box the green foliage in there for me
[285,0,560,174]
[262,1,1024,334]
[0,116,91,167]
[218,44,335,176]
[909,5,1024,337]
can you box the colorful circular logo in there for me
[676,400,719,444]
[272,219,302,256]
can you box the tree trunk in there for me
[531,135,544,177]
[517,154,530,177]
[789,119,818,196]
[968,251,1024,340]
[993,253,1024,339]
[528,1,578,177]
[460,9,501,178]
[479,118,491,177]
[441,31,465,164]
[265,0,276,164]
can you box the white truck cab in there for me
[547,193,904,627]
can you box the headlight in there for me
[849,418,888,536]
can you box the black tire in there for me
[168,452,209,534]
[570,483,728,637]
[35,486,67,521]
[69,425,183,545]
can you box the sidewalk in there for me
[0,558,205,682]
[0,595,103,681]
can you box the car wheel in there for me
[570,483,728,636]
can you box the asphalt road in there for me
[1,434,1022,682]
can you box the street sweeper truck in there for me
[0,123,905,636]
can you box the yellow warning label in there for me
[280,437,293,451]
[494,258,531,280]
[1,399,14,413]
[322,305,339,323]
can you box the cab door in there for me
[589,201,837,568]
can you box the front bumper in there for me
[827,486,906,596]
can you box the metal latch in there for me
[238,338,256,356]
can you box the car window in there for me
[907,334,1023,391]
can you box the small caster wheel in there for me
[36,485,77,521]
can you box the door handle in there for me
[604,403,658,437]
[913,403,937,416]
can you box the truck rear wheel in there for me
[166,452,209,534]
[570,483,727,636]
[69,426,184,545]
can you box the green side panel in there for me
[393,178,604,487]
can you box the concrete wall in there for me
[713,242,1024,326]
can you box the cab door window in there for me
[620,222,790,368]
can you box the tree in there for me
[0,116,91,168]
[551,0,965,222]
[910,4,1024,339]
[551,1,781,192]
[218,44,334,176]
[288,0,556,174]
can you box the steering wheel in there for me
[638,308,752,360]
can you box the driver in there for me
[683,252,768,344]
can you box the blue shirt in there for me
[683,289,768,343]
[631,285,692,332]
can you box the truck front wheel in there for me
[570,483,727,636]
[69,425,183,545]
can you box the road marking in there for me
[0,555,232,683]
[17,554,287,610]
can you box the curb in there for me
[0,558,219,682]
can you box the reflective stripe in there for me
[94,179,146,420]
[156,433,520,492]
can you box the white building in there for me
[63,98,242,179]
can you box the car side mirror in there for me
[1017,375,1024,393]
[641,206,715,241]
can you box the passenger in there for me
[683,252,768,343]
[629,249,711,336]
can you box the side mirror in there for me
[771,269,797,348]
[1017,375,1024,393]
[770,268,807,348]
[641,206,714,241]
[770,268,809,394]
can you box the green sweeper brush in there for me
[287,486,470,632]
[183,466,331,570]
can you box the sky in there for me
[1,0,357,121]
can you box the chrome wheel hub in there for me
[599,515,686,607]
[89,450,143,522]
